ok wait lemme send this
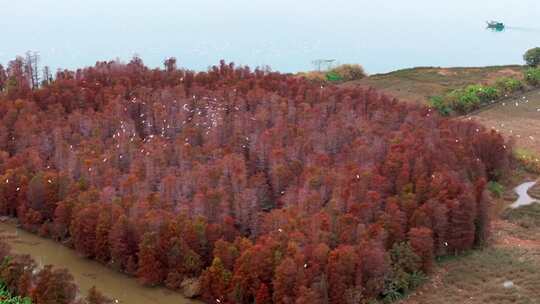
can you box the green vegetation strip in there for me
[0,282,31,304]
[430,67,540,116]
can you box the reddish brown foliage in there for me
[409,227,435,273]
[0,57,513,303]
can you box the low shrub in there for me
[432,84,500,115]
[487,181,505,198]
[298,64,367,83]
[429,95,453,116]
[524,67,540,86]
[325,71,342,82]
[431,74,534,116]
[471,85,500,102]
[328,64,366,81]
[450,88,482,113]
[494,77,524,95]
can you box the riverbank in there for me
[0,222,200,304]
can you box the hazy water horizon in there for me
[1,0,539,74]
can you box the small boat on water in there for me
[487,20,505,31]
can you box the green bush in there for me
[448,87,481,113]
[524,67,540,86]
[325,71,343,82]
[431,83,503,115]
[494,77,524,95]
[429,95,453,116]
[524,47,540,67]
[487,181,504,198]
[430,67,537,116]
[464,84,500,103]
[328,64,366,81]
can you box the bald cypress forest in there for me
[0,57,513,303]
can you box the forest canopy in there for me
[0,57,512,303]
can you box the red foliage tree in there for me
[326,245,358,303]
[31,265,78,304]
[273,257,299,304]
[199,257,231,303]
[71,204,99,258]
[137,231,166,286]
[255,283,272,304]
[408,227,435,273]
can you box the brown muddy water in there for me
[0,221,200,304]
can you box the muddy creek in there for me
[0,221,200,304]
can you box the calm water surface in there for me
[1,0,539,73]
[0,222,200,304]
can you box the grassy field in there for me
[341,65,525,104]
